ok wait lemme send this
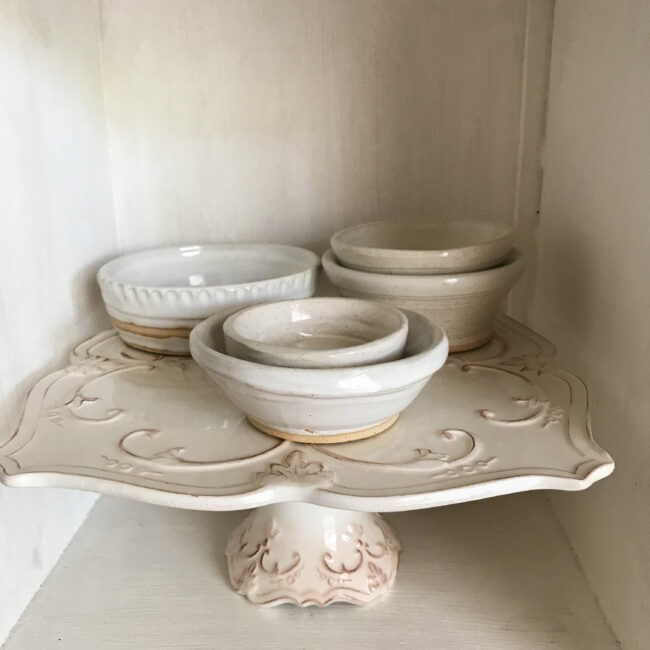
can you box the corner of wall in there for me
[0,0,119,642]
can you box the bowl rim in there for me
[331,219,514,257]
[322,247,524,295]
[97,243,320,294]
[190,307,448,395]
[222,297,409,365]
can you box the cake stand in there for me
[0,316,614,607]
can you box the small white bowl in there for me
[323,248,524,353]
[223,298,408,369]
[98,244,319,355]
[190,308,448,444]
[331,219,515,275]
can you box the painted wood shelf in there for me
[0,316,614,607]
[2,494,619,650]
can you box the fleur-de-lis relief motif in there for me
[256,450,334,486]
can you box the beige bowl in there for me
[331,219,515,275]
[322,248,524,352]
[223,298,408,369]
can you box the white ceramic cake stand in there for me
[0,316,614,607]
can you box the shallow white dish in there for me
[223,298,408,369]
[191,308,448,443]
[331,219,515,274]
[323,248,524,353]
[98,244,319,354]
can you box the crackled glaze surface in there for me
[0,316,613,511]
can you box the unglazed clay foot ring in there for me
[448,333,494,353]
[247,414,399,444]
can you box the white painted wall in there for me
[531,1,650,647]
[0,0,116,642]
[98,0,551,284]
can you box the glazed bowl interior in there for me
[223,298,408,368]
[336,220,512,252]
[331,219,515,274]
[191,307,448,440]
[192,306,445,393]
[101,244,319,289]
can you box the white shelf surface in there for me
[3,493,618,650]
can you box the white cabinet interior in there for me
[0,0,647,648]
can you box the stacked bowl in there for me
[323,220,524,352]
[97,244,320,354]
[190,297,448,443]
[97,242,449,443]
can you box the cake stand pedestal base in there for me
[225,502,401,606]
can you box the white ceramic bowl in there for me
[331,219,515,274]
[190,308,448,443]
[98,244,319,355]
[322,248,524,353]
[223,298,408,369]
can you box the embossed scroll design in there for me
[460,364,565,429]
[117,429,285,469]
[226,511,401,606]
[412,428,476,462]
[45,361,145,427]
[319,519,400,595]
[313,428,476,471]
[227,520,302,594]
[45,349,191,429]
[12,341,287,480]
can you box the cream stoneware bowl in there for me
[223,298,408,369]
[331,219,515,275]
[322,248,524,353]
[190,308,448,444]
[98,244,319,355]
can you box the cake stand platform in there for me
[0,316,614,607]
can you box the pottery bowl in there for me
[98,244,319,355]
[322,248,524,353]
[223,298,408,369]
[190,308,448,443]
[331,219,515,275]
